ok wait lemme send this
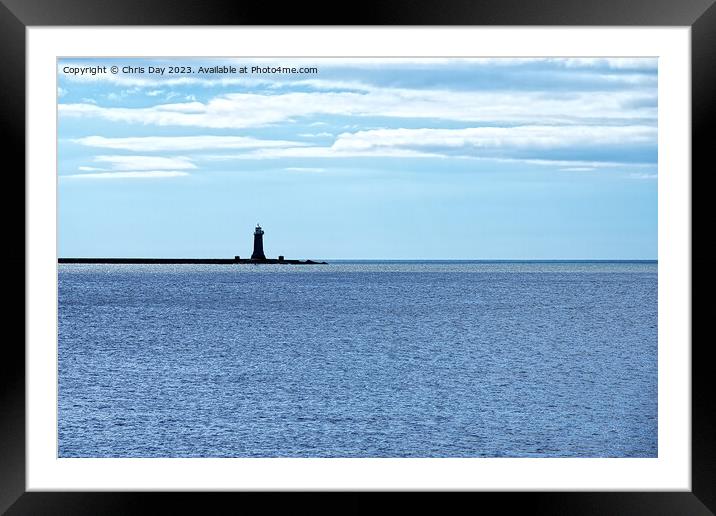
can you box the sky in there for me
[57,57,658,260]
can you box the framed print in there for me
[3,0,714,513]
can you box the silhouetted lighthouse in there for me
[251,224,266,260]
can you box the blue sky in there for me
[57,58,657,259]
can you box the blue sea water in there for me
[58,261,657,458]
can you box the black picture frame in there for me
[2,0,713,513]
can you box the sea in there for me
[58,261,657,458]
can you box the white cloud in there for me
[93,155,196,171]
[284,167,326,172]
[56,70,654,99]
[58,88,657,129]
[491,157,654,169]
[222,125,654,161]
[561,58,657,70]
[58,87,68,97]
[71,126,654,169]
[330,125,656,151]
[297,132,333,138]
[62,171,190,179]
[214,147,443,160]
[72,135,306,152]
[58,58,657,87]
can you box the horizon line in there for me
[58,257,658,262]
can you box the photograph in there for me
[56,56,658,459]
[0,0,710,505]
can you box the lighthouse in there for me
[251,224,266,260]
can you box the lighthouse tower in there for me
[251,224,266,260]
